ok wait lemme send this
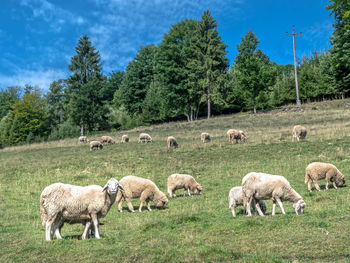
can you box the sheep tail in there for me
[40,198,47,227]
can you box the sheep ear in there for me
[102,183,109,192]
[118,183,125,192]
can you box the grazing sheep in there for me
[305,162,345,192]
[100,135,115,144]
[228,186,266,217]
[292,125,307,141]
[40,178,124,241]
[201,132,211,143]
[242,172,306,216]
[167,174,202,198]
[78,136,89,143]
[167,136,178,149]
[121,135,129,143]
[227,129,247,144]
[90,141,103,151]
[116,175,168,212]
[138,133,152,143]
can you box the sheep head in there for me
[293,199,306,215]
[335,173,345,186]
[102,178,124,195]
[155,193,168,208]
[192,184,202,195]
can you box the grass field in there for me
[1,99,350,262]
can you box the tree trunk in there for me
[253,102,257,114]
[207,89,211,119]
[80,122,84,136]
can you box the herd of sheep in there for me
[41,125,346,241]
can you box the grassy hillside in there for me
[1,99,350,262]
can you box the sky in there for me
[0,0,334,92]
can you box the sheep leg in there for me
[246,197,253,217]
[118,198,124,212]
[54,222,63,239]
[125,199,135,213]
[314,181,321,191]
[91,214,100,239]
[81,221,91,240]
[45,216,57,241]
[168,187,174,198]
[183,189,186,197]
[272,200,276,215]
[325,180,329,190]
[231,206,236,217]
[332,181,338,190]
[254,199,265,216]
[146,201,152,212]
[276,198,285,214]
[307,181,312,192]
[139,201,144,212]
[187,189,191,196]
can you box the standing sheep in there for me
[305,162,345,192]
[228,186,266,217]
[121,135,129,143]
[78,136,89,143]
[167,174,202,198]
[292,125,307,141]
[242,172,306,216]
[100,135,115,144]
[116,175,168,212]
[138,133,152,143]
[40,178,124,241]
[90,141,103,151]
[201,132,211,143]
[227,129,247,144]
[167,136,178,149]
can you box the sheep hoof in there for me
[119,210,122,213]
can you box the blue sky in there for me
[0,0,333,92]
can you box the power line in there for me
[287,25,302,107]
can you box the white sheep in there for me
[292,125,307,141]
[121,135,129,143]
[305,162,345,192]
[242,172,306,216]
[116,175,168,212]
[78,136,89,143]
[100,135,115,144]
[167,174,202,198]
[228,186,266,217]
[138,133,152,143]
[167,136,178,149]
[90,141,103,151]
[40,178,124,241]
[201,132,211,143]
[227,129,247,144]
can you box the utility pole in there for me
[287,25,302,107]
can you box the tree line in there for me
[0,1,349,147]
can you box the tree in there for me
[188,10,229,119]
[326,0,350,96]
[0,86,21,119]
[66,35,106,135]
[116,45,157,115]
[103,71,124,104]
[231,30,274,113]
[45,80,66,131]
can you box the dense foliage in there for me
[0,4,349,146]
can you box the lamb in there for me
[228,186,266,217]
[121,135,129,143]
[167,174,202,198]
[78,136,89,143]
[40,178,124,241]
[242,172,306,216]
[167,136,178,149]
[116,175,168,212]
[292,125,307,141]
[201,132,211,143]
[100,135,115,144]
[227,129,247,144]
[138,133,152,143]
[305,162,345,192]
[90,141,103,151]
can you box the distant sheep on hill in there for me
[121,135,129,143]
[167,174,202,197]
[227,129,247,144]
[292,125,307,141]
[167,136,178,149]
[90,141,103,151]
[138,133,152,143]
[201,132,211,143]
[100,136,115,144]
[305,162,345,192]
[78,136,89,143]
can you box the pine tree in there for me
[66,35,106,135]
[45,80,66,131]
[188,10,229,119]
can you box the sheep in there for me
[138,133,152,143]
[227,129,247,144]
[116,175,168,212]
[292,125,307,141]
[89,141,103,151]
[228,186,266,217]
[201,132,211,143]
[242,172,306,216]
[121,135,129,143]
[305,162,345,192]
[100,135,115,144]
[167,136,178,149]
[167,174,202,198]
[40,178,124,241]
[78,136,89,143]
